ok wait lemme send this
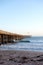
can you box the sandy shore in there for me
[0,50,43,65]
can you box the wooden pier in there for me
[0,30,25,44]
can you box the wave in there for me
[20,40,30,43]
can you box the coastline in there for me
[0,50,43,65]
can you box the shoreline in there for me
[0,50,43,65]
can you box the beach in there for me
[0,50,43,65]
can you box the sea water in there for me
[0,36,43,52]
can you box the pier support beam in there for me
[1,34,3,44]
[0,34,8,44]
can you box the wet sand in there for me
[0,50,43,65]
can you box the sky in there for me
[0,0,43,36]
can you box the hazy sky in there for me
[0,0,43,36]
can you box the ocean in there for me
[0,36,43,52]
